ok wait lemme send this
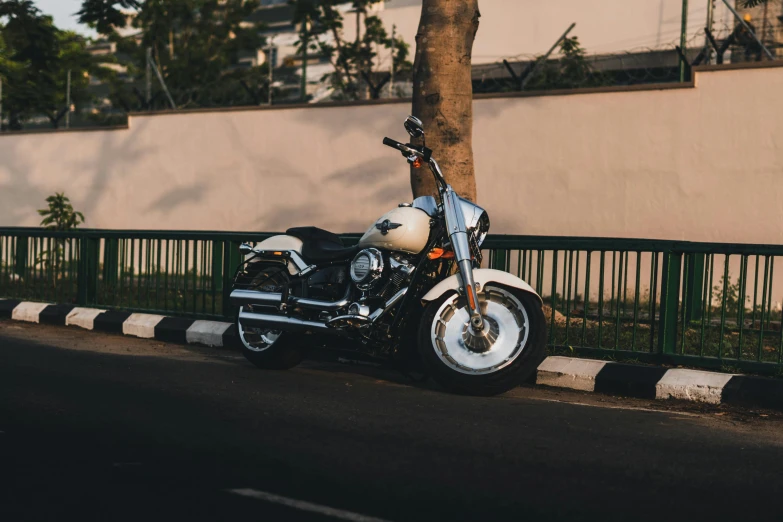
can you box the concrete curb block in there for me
[123,313,167,339]
[3,299,783,410]
[65,307,104,330]
[537,357,608,392]
[11,302,50,323]
[655,369,735,404]
[0,299,235,350]
[536,355,783,411]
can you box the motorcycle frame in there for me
[237,219,450,352]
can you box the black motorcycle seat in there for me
[286,227,359,263]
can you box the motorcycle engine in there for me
[350,249,414,301]
[350,248,384,290]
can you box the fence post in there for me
[221,240,240,318]
[657,250,682,355]
[14,236,28,277]
[212,241,224,293]
[77,237,99,306]
[103,238,119,288]
[491,249,508,271]
[684,253,704,323]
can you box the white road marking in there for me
[227,488,394,522]
[529,397,703,417]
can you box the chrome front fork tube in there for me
[442,187,485,332]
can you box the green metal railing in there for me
[0,229,275,320]
[2,227,783,375]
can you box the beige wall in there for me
[1,64,782,245]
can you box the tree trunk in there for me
[410,0,480,202]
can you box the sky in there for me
[34,0,96,36]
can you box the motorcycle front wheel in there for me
[417,284,546,396]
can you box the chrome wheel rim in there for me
[238,315,282,353]
[237,266,286,353]
[430,286,529,375]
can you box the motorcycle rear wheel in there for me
[417,284,546,396]
[236,264,304,370]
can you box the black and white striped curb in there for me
[0,299,240,349]
[3,299,783,410]
[537,356,783,411]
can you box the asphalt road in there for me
[1,319,783,522]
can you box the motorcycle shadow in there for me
[296,348,434,391]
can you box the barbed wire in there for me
[473,21,782,95]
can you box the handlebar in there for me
[382,137,405,151]
[382,137,422,158]
[382,136,446,189]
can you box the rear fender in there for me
[247,235,308,275]
[421,269,542,305]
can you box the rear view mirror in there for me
[404,115,424,139]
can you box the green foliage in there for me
[0,1,106,129]
[290,0,411,100]
[525,36,609,91]
[90,0,268,109]
[38,193,86,231]
[34,192,85,286]
[712,275,747,318]
[0,1,59,127]
[77,0,141,34]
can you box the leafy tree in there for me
[290,0,411,100]
[77,0,141,34]
[37,192,86,285]
[0,0,60,128]
[38,192,86,231]
[82,0,267,110]
[0,1,105,129]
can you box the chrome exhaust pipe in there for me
[230,289,282,307]
[238,310,338,334]
[230,287,352,311]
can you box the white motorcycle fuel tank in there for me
[358,206,431,254]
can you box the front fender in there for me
[421,269,542,305]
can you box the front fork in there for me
[442,189,485,332]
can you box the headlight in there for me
[458,197,491,247]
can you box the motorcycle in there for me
[229,115,546,395]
